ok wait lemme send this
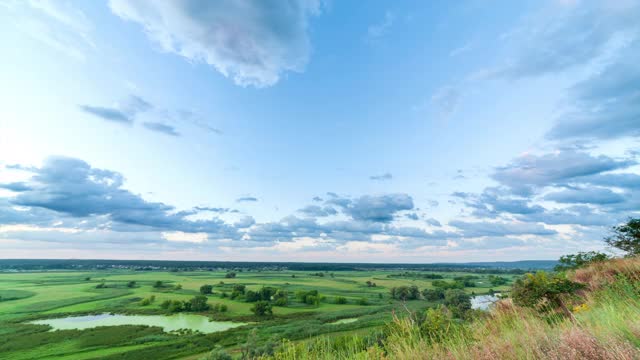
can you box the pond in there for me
[471,294,500,311]
[328,318,358,325]
[29,313,247,334]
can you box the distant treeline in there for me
[0,259,556,272]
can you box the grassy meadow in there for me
[0,266,515,359]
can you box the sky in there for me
[0,0,639,263]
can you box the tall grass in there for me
[263,257,640,360]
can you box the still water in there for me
[30,313,247,334]
[471,294,500,310]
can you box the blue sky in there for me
[0,0,639,262]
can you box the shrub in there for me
[189,295,210,311]
[422,288,445,301]
[512,271,584,319]
[296,290,320,305]
[201,347,232,360]
[335,296,348,304]
[251,301,272,316]
[200,284,213,295]
[390,285,420,300]
[211,303,228,313]
[153,281,163,288]
[443,289,471,318]
[127,281,136,288]
[419,307,455,342]
[487,275,509,286]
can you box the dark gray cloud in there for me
[405,213,419,221]
[5,156,235,235]
[547,42,640,140]
[492,150,635,195]
[334,194,414,223]
[0,182,32,192]
[369,172,393,181]
[236,197,258,203]
[194,206,234,213]
[79,105,132,124]
[234,216,256,229]
[516,206,615,227]
[577,173,640,190]
[142,122,180,137]
[453,187,544,218]
[298,205,337,218]
[80,95,152,125]
[544,187,626,205]
[426,218,441,227]
[109,0,321,87]
[449,220,556,238]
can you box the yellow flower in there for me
[572,303,589,313]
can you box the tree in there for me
[487,275,509,286]
[443,289,471,318]
[200,284,213,295]
[168,300,184,312]
[390,285,420,300]
[273,289,288,306]
[212,303,228,313]
[95,282,106,289]
[225,272,237,279]
[555,251,610,271]
[606,218,640,256]
[258,286,277,301]
[511,271,584,321]
[251,300,273,316]
[153,281,163,288]
[245,290,261,302]
[189,295,210,311]
[231,284,245,299]
[127,281,136,288]
[335,296,348,304]
[296,290,320,305]
[422,288,445,301]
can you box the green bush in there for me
[251,300,272,316]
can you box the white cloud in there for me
[109,0,321,87]
[162,231,208,243]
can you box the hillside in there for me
[260,256,640,360]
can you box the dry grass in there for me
[572,256,640,291]
[266,257,640,360]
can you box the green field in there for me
[0,267,516,359]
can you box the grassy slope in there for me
[264,257,640,360]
